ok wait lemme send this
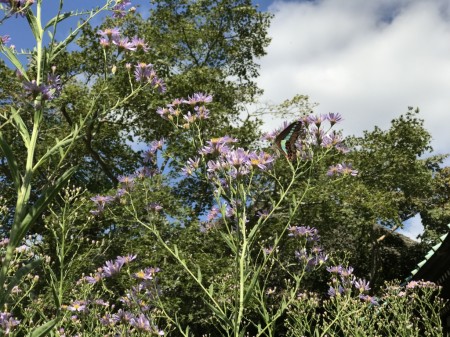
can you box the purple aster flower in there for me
[327,285,343,297]
[115,188,127,199]
[102,259,123,277]
[249,151,274,170]
[131,36,149,51]
[327,112,343,125]
[287,226,319,241]
[224,203,235,218]
[130,314,151,332]
[156,107,170,120]
[23,80,45,99]
[315,251,328,265]
[134,62,155,82]
[112,0,131,18]
[306,114,327,127]
[112,309,133,323]
[199,136,237,155]
[47,73,62,95]
[152,77,167,93]
[206,160,222,172]
[321,131,343,148]
[84,272,103,284]
[257,209,270,219]
[100,314,115,327]
[97,27,120,40]
[339,266,354,277]
[0,35,10,44]
[118,175,135,191]
[0,311,20,335]
[113,37,136,51]
[326,265,343,274]
[116,254,136,266]
[261,129,279,142]
[206,206,220,221]
[100,38,112,49]
[150,138,164,151]
[67,300,87,312]
[194,105,210,119]
[327,163,358,177]
[340,163,358,176]
[183,111,197,123]
[135,167,155,178]
[192,92,213,103]
[354,278,371,293]
[182,157,200,176]
[359,294,379,305]
[225,148,249,168]
[0,0,31,15]
[134,267,160,280]
[183,93,208,105]
[91,195,115,207]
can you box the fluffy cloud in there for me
[257,0,450,239]
[258,0,450,155]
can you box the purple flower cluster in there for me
[90,195,115,216]
[83,254,136,283]
[89,155,164,215]
[133,63,166,93]
[326,265,376,304]
[288,225,319,242]
[0,0,33,15]
[0,311,20,335]
[288,226,328,270]
[97,27,166,93]
[295,247,328,270]
[156,93,212,125]
[22,75,61,102]
[98,27,147,52]
[112,0,132,18]
[327,162,358,177]
[195,136,275,180]
[66,254,164,336]
[263,112,349,159]
[405,280,438,290]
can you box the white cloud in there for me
[258,0,450,157]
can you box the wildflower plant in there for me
[285,278,445,336]
[90,93,364,336]
[0,0,165,334]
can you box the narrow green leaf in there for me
[208,283,214,296]
[0,46,28,80]
[220,232,237,254]
[204,301,232,326]
[197,266,202,284]
[17,167,76,241]
[29,318,60,337]
[33,134,78,171]
[26,8,42,41]
[11,107,31,148]
[44,12,71,31]
[0,132,21,190]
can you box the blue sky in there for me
[2,0,450,240]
